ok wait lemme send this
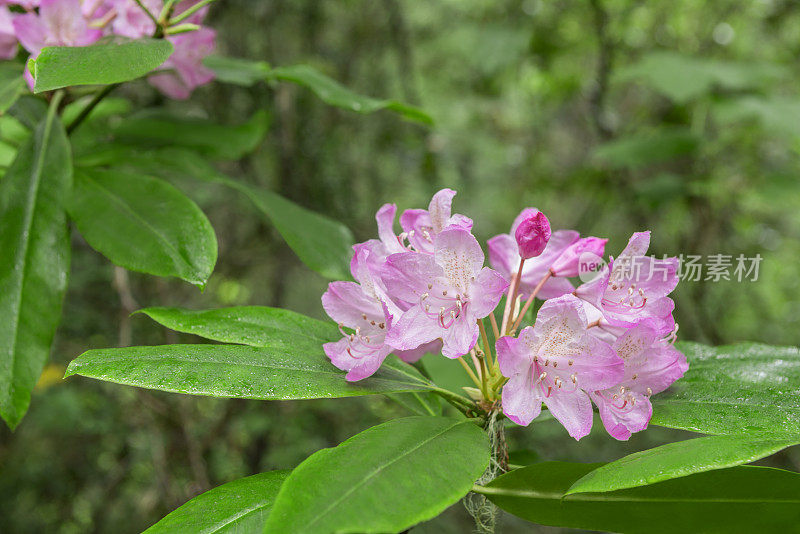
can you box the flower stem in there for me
[66,83,118,135]
[169,0,216,25]
[478,319,494,370]
[500,259,524,335]
[489,312,500,339]
[457,356,482,389]
[133,0,160,27]
[430,387,476,415]
[510,270,552,333]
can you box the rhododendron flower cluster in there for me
[0,0,215,98]
[321,189,687,441]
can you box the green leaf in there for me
[136,305,339,347]
[652,342,800,436]
[73,146,354,280]
[270,64,433,125]
[264,416,488,533]
[65,344,434,400]
[567,436,798,494]
[145,470,289,533]
[387,391,442,416]
[593,128,699,169]
[68,168,217,289]
[203,55,271,86]
[112,109,269,160]
[0,64,25,114]
[615,52,785,103]
[8,96,48,130]
[0,96,70,428]
[713,96,800,138]
[31,39,174,93]
[232,184,354,280]
[480,461,800,533]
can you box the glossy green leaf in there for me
[136,305,340,347]
[203,55,271,86]
[0,96,70,429]
[233,184,354,280]
[113,109,268,160]
[31,39,173,93]
[567,436,798,494]
[387,391,442,416]
[68,168,217,289]
[270,64,433,125]
[652,342,800,436]
[145,470,289,533]
[264,416,488,533]
[480,461,800,533]
[65,343,434,400]
[74,146,354,280]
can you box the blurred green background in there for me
[3,0,800,532]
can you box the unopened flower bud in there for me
[550,237,607,277]
[514,209,551,259]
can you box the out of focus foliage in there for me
[3,0,800,532]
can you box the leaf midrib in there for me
[78,172,200,282]
[299,420,467,532]
[5,99,58,404]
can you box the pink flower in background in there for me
[514,208,551,259]
[110,0,162,38]
[399,188,473,254]
[322,243,399,381]
[575,231,678,334]
[591,321,687,440]
[13,0,102,55]
[383,227,507,358]
[148,26,215,99]
[488,210,579,300]
[549,236,608,278]
[0,8,18,59]
[496,295,624,439]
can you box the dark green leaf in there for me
[8,96,48,130]
[233,184,354,280]
[652,342,800,436]
[145,470,289,533]
[112,109,268,160]
[65,344,434,400]
[480,461,800,533]
[270,64,433,125]
[0,64,25,114]
[593,128,699,169]
[203,55,271,86]
[567,436,798,494]
[68,168,217,289]
[264,416,488,533]
[387,391,442,416]
[31,39,174,92]
[0,96,70,428]
[615,52,785,103]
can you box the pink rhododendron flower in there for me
[399,188,473,254]
[148,26,216,99]
[321,243,399,381]
[383,227,507,358]
[110,0,162,38]
[496,295,624,439]
[590,320,688,440]
[575,231,678,334]
[13,0,102,55]
[0,8,17,60]
[514,208,551,259]
[549,236,608,278]
[488,210,579,300]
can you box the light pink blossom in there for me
[148,26,215,99]
[591,320,687,440]
[497,295,624,439]
[322,243,398,381]
[514,208,551,259]
[399,188,473,254]
[575,231,678,334]
[383,227,507,358]
[549,236,608,278]
[13,0,102,55]
[110,0,162,38]
[0,8,17,60]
